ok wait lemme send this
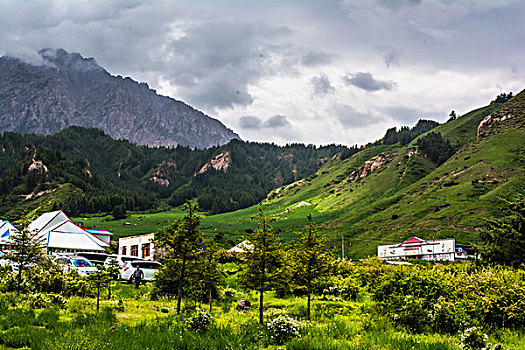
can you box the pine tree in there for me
[290,214,333,319]
[5,219,45,295]
[239,208,284,324]
[154,200,203,314]
[480,193,525,267]
[197,242,224,313]
[87,268,112,312]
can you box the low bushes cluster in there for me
[369,263,525,333]
[186,309,214,332]
[0,266,91,297]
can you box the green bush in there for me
[186,309,214,332]
[370,263,525,333]
[460,327,490,350]
[266,314,302,344]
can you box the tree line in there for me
[0,127,347,217]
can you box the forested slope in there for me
[0,128,348,219]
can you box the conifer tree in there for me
[154,200,203,314]
[199,242,223,313]
[239,208,284,324]
[5,218,45,295]
[480,193,525,267]
[290,214,333,319]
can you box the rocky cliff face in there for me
[0,48,240,148]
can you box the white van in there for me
[103,255,145,268]
[53,256,98,276]
[121,260,162,283]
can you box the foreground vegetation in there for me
[1,258,524,350]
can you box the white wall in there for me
[378,239,455,261]
[118,233,154,259]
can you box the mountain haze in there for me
[0,48,239,148]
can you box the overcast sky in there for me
[1,0,524,146]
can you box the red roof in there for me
[403,237,424,244]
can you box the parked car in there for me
[75,252,108,267]
[53,256,98,276]
[0,252,39,272]
[121,260,162,283]
[104,255,145,268]
[0,252,9,268]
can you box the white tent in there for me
[28,210,69,234]
[0,220,19,246]
[228,240,253,254]
[30,211,108,252]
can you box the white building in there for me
[84,229,114,244]
[0,220,19,250]
[118,233,154,260]
[29,210,109,253]
[378,236,458,262]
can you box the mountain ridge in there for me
[0,48,240,149]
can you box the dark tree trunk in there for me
[16,266,22,296]
[176,253,187,314]
[209,286,213,313]
[96,283,100,312]
[259,285,264,324]
[307,287,312,320]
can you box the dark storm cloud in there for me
[264,115,290,128]
[0,2,299,113]
[239,116,262,129]
[301,51,333,67]
[342,72,395,92]
[333,104,383,128]
[310,73,334,97]
[239,115,291,129]
[377,0,422,10]
[383,49,401,68]
[162,19,295,111]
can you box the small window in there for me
[121,246,127,255]
[142,243,150,257]
[131,245,138,257]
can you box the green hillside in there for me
[189,91,523,258]
[258,90,525,257]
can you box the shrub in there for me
[222,287,237,298]
[36,308,60,329]
[266,314,301,344]
[27,293,66,309]
[186,309,214,332]
[460,327,489,350]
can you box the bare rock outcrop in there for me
[477,113,513,138]
[198,152,231,174]
[28,159,48,173]
[348,153,394,182]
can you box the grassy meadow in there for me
[2,260,525,350]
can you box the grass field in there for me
[2,262,525,350]
[75,202,339,247]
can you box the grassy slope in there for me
[74,92,524,258]
[215,92,524,257]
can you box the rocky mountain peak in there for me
[38,48,104,72]
[0,48,240,149]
